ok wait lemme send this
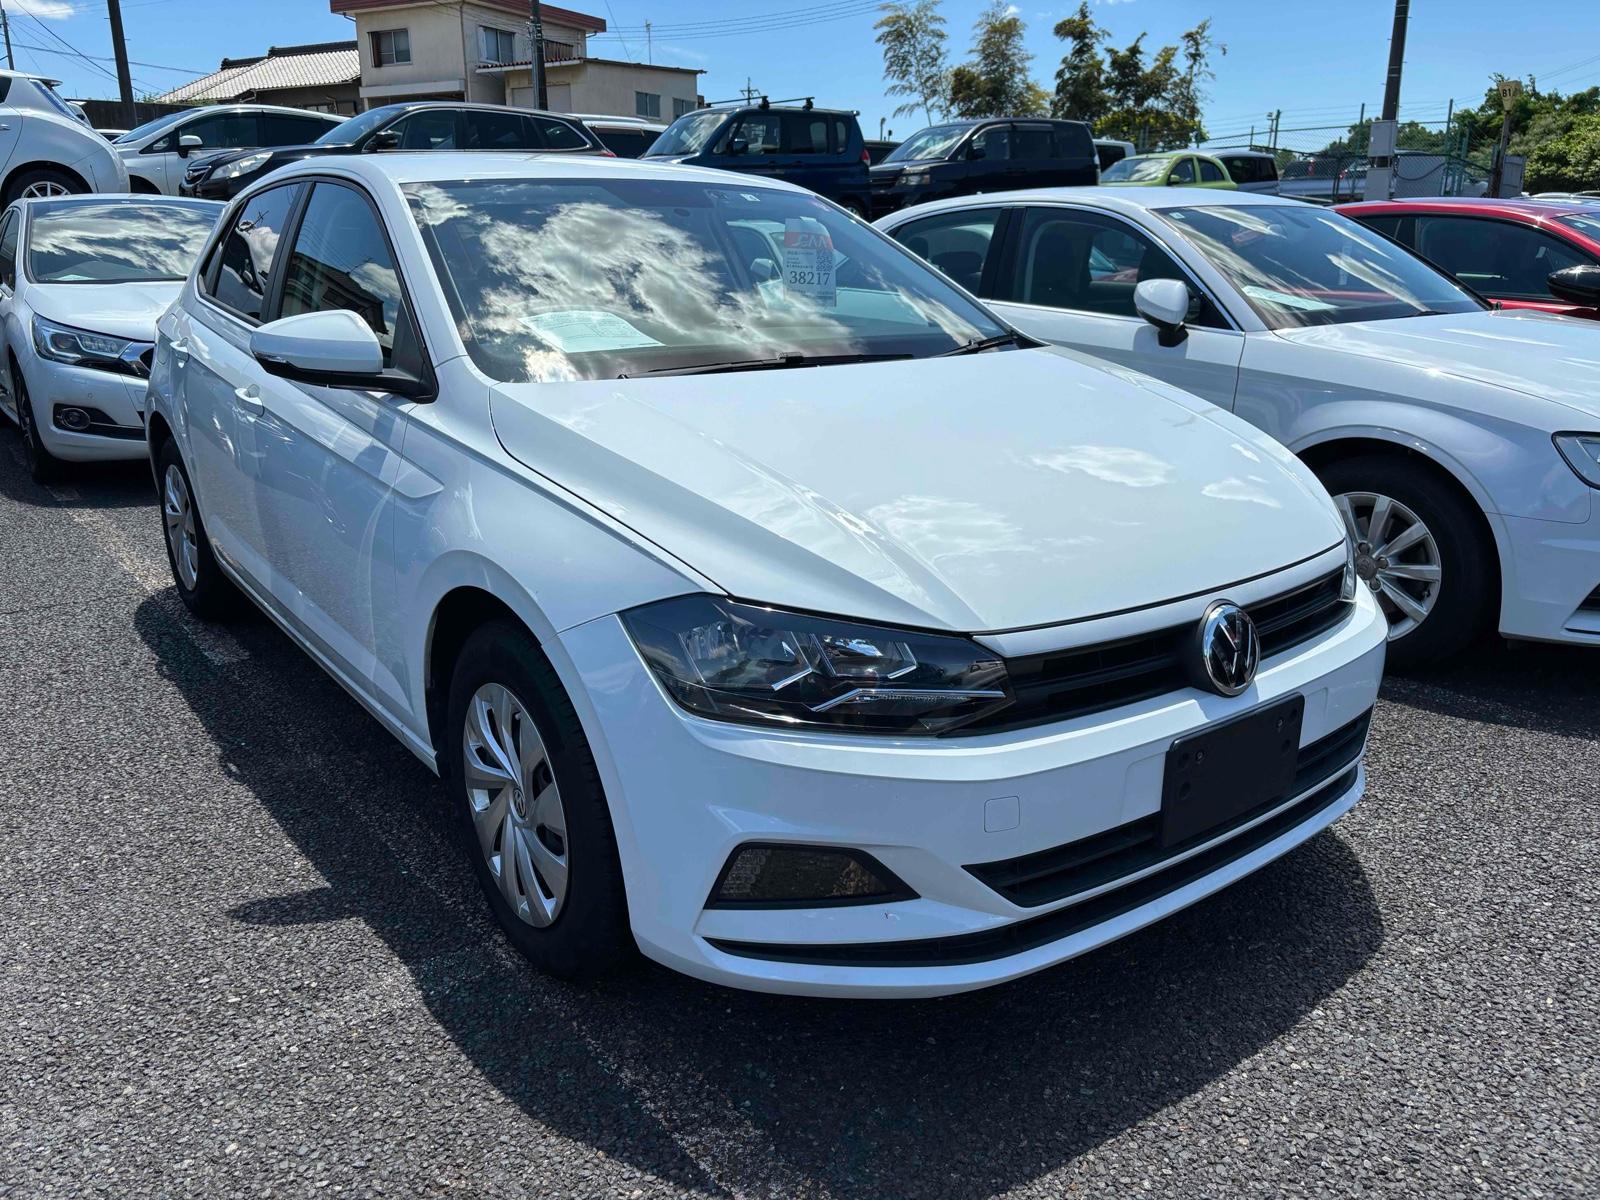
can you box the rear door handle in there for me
[234,384,263,414]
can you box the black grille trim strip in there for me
[1581,584,1600,613]
[966,711,1371,907]
[947,569,1350,736]
[706,766,1360,969]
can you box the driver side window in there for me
[389,110,458,150]
[727,113,780,155]
[0,212,17,290]
[1168,157,1196,184]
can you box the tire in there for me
[842,198,867,219]
[445,621,632,979]
[14,372,65,485]
[4,167,83,204]
[156,438,238,620]
[1317,455,1494,670]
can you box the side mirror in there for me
[1547,263,1600,308]
[177,133,202,158]
[366,129,400,152]
[726,137,749,156]
[967,143,987,161]
[1134,278,1192,347]
[250,310,429,398]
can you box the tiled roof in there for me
[155,42,359,103]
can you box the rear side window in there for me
[891,208,1001,295]
[208,183,303,322]
[531,115,591,150]
[594,127,653,157]
[278,183,415,371]
[832,117,851,155]
[782,113,831,155]
[261,114,337,145]
[1354,213,1407,242]
[1011,125,1054,161]
[1051,122,1093,158]
[463,109,533,150]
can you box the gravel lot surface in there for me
[0,440,1595,1199]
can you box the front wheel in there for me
[15,373,64,484]
[157,439,238,619]
[1317,456,1494,669]
[445,622,632,978]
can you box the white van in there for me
[0,70,126,200]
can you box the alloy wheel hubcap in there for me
[1334,490,1442,641]
[21,181,69,198]
[162,464,200,590]
[462,682,569,928]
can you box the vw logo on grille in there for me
[1195,601,1260,696]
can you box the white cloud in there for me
[10,0,77,18]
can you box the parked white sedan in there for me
[0,69,128,201]
[878,189,1600,664]
[147,155,1386,997]
[0,194,222,480]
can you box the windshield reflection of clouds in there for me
[28,203,218,284]
[407,180,994,383]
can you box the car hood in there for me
[489,348,1342,632]
[200,143,331,170]
[28,281,180,340]
[1274,308,1600,420]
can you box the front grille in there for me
[1581,584,1600,613]
[950,567,1349,736]
[965,710,1371,908]
[707,764,1360,968]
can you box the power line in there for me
[596,0,879,35]
[6,39,205,74]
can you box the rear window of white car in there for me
[26,199,222,284]
[405,176,1006,383]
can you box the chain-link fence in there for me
[1196,117,1492,201]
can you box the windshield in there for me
[642,109,725,157]
[1553,213,1600,242]
[405,176,1005,382]
[883,124,969,164]
[1160,204,1485,328]
[114,110,189,146]
[26,200,222,284]
[314,107,395,147]
[1101,156,1172,183]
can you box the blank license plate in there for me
[1160,696,1305,848]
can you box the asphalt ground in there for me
[0,435,1595,1199]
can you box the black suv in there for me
[870,118,1097,215]
[642,101,872,215]
[181,102,604,199]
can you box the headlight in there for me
[1554,433,1600,488]
[621,595,1011,734]
[210,151,272,181]
[32,315,139,374]
[901,171,931,187]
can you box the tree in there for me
[1050,3,1108,123]
[1166,20,1224,145]
[947,1,1045,118]
[875,0,950,126]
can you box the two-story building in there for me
[330,0,701,119]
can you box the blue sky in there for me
[11,0,1599,141]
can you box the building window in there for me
[479,26,516,64]
[634,91,661,119]
[672,97,694,118]
[370,28,411,67]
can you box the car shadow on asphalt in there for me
[135,591,1385,1199]
[1381,638,1599,739]
[0,432,154,510]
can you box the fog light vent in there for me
[708,844,915,909]
[1581,584,1600,613]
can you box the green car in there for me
[1099,151,1237,188]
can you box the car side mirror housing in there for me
[1547,263,1600,308]
[250,310,430,399]
[967,143,987,161]
[1134,278,1192,346]
[366,129,400,152]
[726,137,749,156]
[177,133,202,158]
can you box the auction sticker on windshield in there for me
[782,218,837,306]
[523,310,663,353]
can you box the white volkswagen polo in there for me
[147,155,1387,997]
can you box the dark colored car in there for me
[180,102,604,200]
[641,102,872,215]
[1338,196,1600,320]
[869,118,1097,216]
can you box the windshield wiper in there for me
[621,351,912,378]
[937,331,1032,356]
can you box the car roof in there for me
[1215,149,1276,158]
[258,150,818,194]
[1339,195,1600,219]
[877,185,1301,224]
[369,101,580,119]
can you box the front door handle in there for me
[234,384,263,414]
[170,338,189,362]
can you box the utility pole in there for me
[0,4,12,71]
[644,19,652,65]
[528,0,548,110]
[106,0,136,128]
[1488,78,1522,198]
[1368,0,1408,201]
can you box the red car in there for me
[1336,196,1600,319]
